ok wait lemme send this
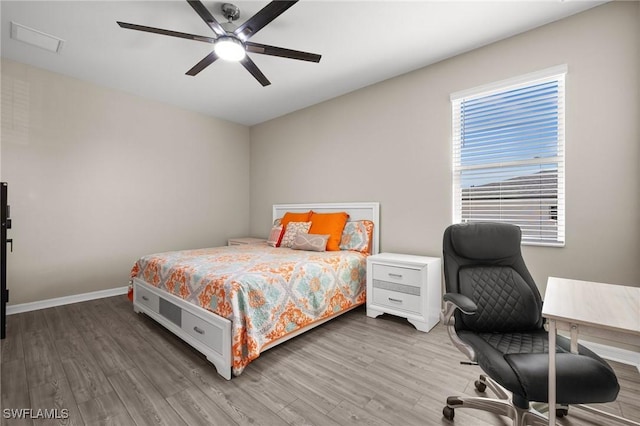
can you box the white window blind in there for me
[451,66,566,246]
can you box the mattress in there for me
[131,243,367,375]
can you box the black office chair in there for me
[441,222,619,425]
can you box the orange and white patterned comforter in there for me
[130,244,366,375]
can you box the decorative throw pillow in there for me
[267,224,284,247]
[278,211,312,247]
[309,211,349,251]
[291,233,329,252]
[280,221,312,248]
[340,220,374,254]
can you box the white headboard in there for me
[272,202,380,255]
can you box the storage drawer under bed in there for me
[135,285,159,313]
[182,310,223,347]
[133,279,230,363]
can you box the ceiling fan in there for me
[117,0,321,87]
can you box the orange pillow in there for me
[278,211,312,246]
[309,211,349,251]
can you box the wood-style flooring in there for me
[1,296,639,425]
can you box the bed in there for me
[130,202,380,379]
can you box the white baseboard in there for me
[6,286,128,315]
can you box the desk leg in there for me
[548,319,557,426]
[570,324,579,353]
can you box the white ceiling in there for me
[1,1,604,126]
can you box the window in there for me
[451,66,566,246]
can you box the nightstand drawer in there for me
[372,288,422,314]
[136,285,159,313]
[373,279,421,296]
[372,264,421,287]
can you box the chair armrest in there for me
[443,293,477,315]
[441,292,477,362]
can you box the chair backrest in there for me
[443,222,544,333]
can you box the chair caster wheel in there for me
[474,379,487,392]
[443,406,455,420]
[556,407,569,418]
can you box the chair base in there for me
[443,374,549,426]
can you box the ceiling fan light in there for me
[214,36,246,61]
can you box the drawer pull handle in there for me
[193,326,205,335]
[141,296,149,301]
[388,273,403,279]
[388,297,403,303]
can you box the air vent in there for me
[10,22,64,53]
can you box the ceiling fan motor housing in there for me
[221,3,240,21]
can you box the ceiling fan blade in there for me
[234,1,298,40]
[117,21,216,43]
[186,51,219,76]
[245,42,321,63]
[187,0,226,37]
[240,56,271,86]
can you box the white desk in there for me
[542,277,640,425]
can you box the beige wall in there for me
[2,2,638,306]
[1,59,251,304]
[250,2,640,293]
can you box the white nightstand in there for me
[227,237,267,246]
[366,252,442,332]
